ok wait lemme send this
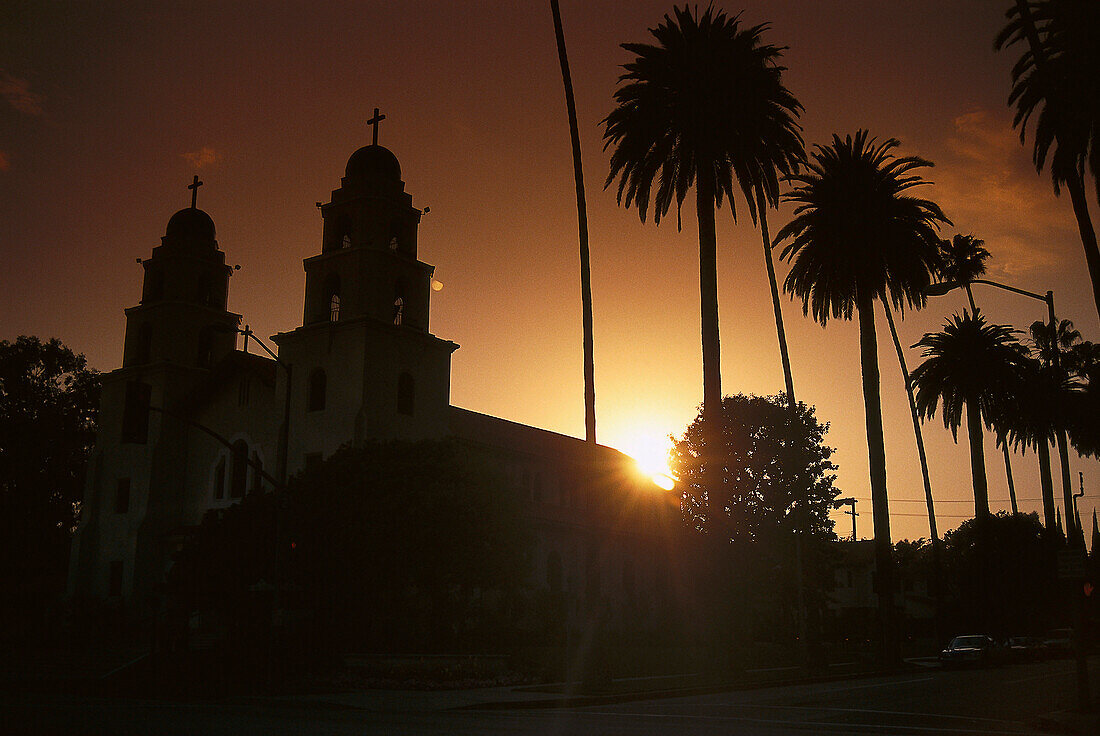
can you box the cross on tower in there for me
[187,175,203,209]
[368,107,386,146]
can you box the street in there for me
[3,658,1096,735]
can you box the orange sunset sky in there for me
[2,0,1098,542]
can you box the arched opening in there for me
[213,457,226,500]
[319,273,340,323]
[144,272,164,303]
[308,369,327,412]
[135,323,152,365]
[342,233,352,249]
[397,372,414,415]
[230,440,248,499]
[392,297,403,326]
[197,326,216,368]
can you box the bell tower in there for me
[274,111,458,468]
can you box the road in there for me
[3,658,1096,735]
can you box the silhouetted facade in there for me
[68,134,676,642]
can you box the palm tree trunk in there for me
[757,195,795,409]
[1056,428,1076,538]
[549,0,597,444]
[855,293,896,666]
[968,287,1020,517]
[1065,174,1100,322]
[1002,441,1018,514]
[1037,438,1057,529]
[696,172,722,418]
[880,301,944,640]
[966,397,991,524]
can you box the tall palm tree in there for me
[910,311,1028,524]
[937,234,992,310]
[777,131,946,664]
[1001,354,1069,530]
[936,234,1020,514]
[549,0,597,444]
[879,301,944,636]
[603,5,803,422]
[1027,318,1084,536]
[996,1,1100,320]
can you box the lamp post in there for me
[926,279,1070,536]
[929,279,1089,711]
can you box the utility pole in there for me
[835,498,858,541]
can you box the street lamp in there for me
[926,278,1075,538]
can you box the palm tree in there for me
[996,1,1100,319]
[549,0,597,444]
[1001,354,1069,530]
[603,5,803,422]
[1027,318,1085,536]
[910,311,1028,524]
[936,234,1020,514]
[777,131,946,664]
[937,234,992,310]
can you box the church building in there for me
[67,120,681,638]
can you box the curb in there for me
[451,666,912,711]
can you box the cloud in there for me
[0,72,44,116]
[931,108,1075,276]
[0,151,9,171]
[182,147,219,169]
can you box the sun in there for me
[615,427,677,490]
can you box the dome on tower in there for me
[165,207,217,242]
[345,144,401,183]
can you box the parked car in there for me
[1005,636,1048,661]
[939,635,1003,668]
[1041,628,1074,657]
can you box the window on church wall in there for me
[319,274,340,323]
[197,326,216,368]
[230,440,248,499]
[392,297,404,326]
[108,561,123,597]
[308,369,327,411]
[135,324,152,366]
[144,272,164,303]
[121,381,151,444]
[251,453,263,492]
[397,372,414,415]
[329,294,341,322]
[214,457,226,500]
[342,234,352,249]
[115,478,131,514]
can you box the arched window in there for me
[547,550,563,593]
[388,236,399,250]
[308,369,326,412]
[319,273,340,324]
[341,234,352,249]
[213,457,226,500]
[392,297,403,325]
[135,323,152,365]
[230,440,248,499]
[397,372,414,415]
[197,326,215,368]
[144,272,164,303]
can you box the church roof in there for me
[165,207,216,242]
[345,144,401,183]
[448,406,627,465]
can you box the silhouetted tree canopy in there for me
[169,439,531,651]
[0,336,99,608]
[671,393,840,544]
